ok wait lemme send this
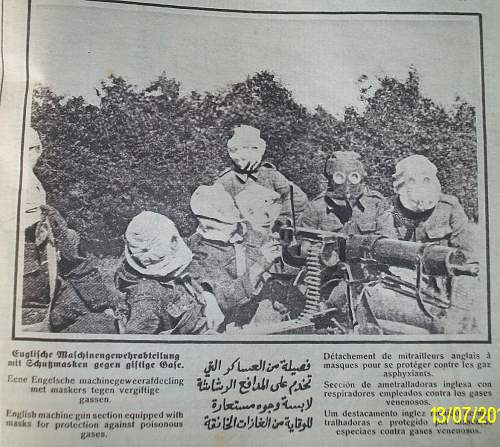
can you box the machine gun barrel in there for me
[289,227,477,277]
[345,234,476,277]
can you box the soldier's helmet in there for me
[324,151,366,201]
[124,211,192,277]
[226,125,266,173]
[393,154,441,212]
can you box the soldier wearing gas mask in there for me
[233,183,305,324]
[115,211,224,334]
[22,129,117,334]
[387,154,480,334]
[22,128,50,325]
[188,183,282,330]
[392,154,475,257]
[300,151,396,238]
[298,151,395,332]
[216,125,308,225]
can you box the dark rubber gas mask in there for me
[324,151,366,203]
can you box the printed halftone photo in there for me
[16,0,488,340]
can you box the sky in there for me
[29,2,482,117]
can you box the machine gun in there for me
[239,187,478,335]
[240,225,477,335]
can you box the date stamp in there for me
[431,406,500,425]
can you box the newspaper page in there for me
[0,0,499,445]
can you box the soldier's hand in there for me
[202,291,224,331]
[247,160,261,172]
[259,238,282,270]
[242,153,261,173]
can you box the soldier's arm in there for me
[191,244,279,317]
[49,278,89,332]
[63,257,118,312]
[297,201,322,255]
[201,263,270,315]
[298,201,320,229]
[170,302,207,335]
[449,204,477,261]
[114,260,134,292]
[123,281,163,334]
[376,198,398,239]
[214,169,237,197]
[190,259,256,315]
[271,171,308,217]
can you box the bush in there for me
[31,69,478,255]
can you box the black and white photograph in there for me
[16,0,488,340]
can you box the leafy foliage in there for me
[31,69,478,255]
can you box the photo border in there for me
[10,0,491,344]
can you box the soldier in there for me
[299,151,396,237]
[234,183,305,323]
[22,129,117,333]
[298,151,396,332]
[23,128,46,231]
[38,206,119,333]
[216,125,308,224]
[22,128,50,326]
[386,154,480,334]
[188,183,282,329]
[391,154,475,257]
[115,211,224,334]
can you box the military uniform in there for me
[216,162,308,220]
[50,257,118,333]
[114,260,207,335]
[392,193,476,259]
[299,188,397,238]
[188,230,268,326]
[22,225,51,324]
[22,206,117,333]
[22,131,118,334]
[390,193,480,334]
[298,188,396,333]
[22,137,50,324]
